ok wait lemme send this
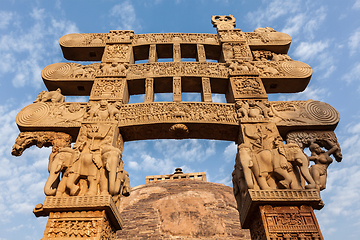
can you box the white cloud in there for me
[353,0,360,9]
[246,0,301,28]
[293,41,329,62]
[342,62,360,84]
[348,28,360,56]
[223,142,236,163]
[281,14,305,37]
[0,11,14,30]
[110,1,140,31]
[0,7,79,89]
[277,85,328,102]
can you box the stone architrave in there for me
[12,14,342,239]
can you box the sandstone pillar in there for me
[145,77,155,102]
[201,77,212,102]
[173,76,182,102]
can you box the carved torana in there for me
[12,14,342,239]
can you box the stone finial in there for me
[211,15,236,31]
[174,168,183,174]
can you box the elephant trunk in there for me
[44,174,59,196]
[108,167,117,196]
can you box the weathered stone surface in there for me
[117,179,251,239]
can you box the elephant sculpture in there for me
[44,147,75,196]
[113,167,131,207]
[100,145,123,196]
[66,141,103,196]
[239,139,317,190]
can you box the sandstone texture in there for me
[117,179,251,239]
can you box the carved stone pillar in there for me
[173,77,182,102]
[145,77,154,102]
[240,190,324,240]
[149,44,158,63]
[197,44,206,63]
[201,77,212,102]
[35,196,122,239]
[173,43,181,62]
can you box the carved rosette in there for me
[90,79,125,100]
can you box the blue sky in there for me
[0,0,360,239]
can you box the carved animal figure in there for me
[238,144,293,190]
[101,145,124,196]
[34,88,65,103]
[108,102,122,120]
[72,67,86,78]
[66,142,102,196]
[44,147,75,196]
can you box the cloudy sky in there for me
[0,0,359,239]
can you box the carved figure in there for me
[308,140,338,190]
[86,101,100,119]
[100,145,124,196]
[273,136,316,189]
[34,88,65,103]
[66,141,102,196]
[232,150,249,210]
[44,147,76,196]
[235,100,249,118]
[107,102,122,120]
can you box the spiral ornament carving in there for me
[305,101,339,124]
[281,61,312,78]
[41,63,74,80]
[59,33,86,47]
[16,103,50,126]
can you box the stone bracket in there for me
[240,189,323,228]
[33,195,123,230]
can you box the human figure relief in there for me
[308,140,338,191]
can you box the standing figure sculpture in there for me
[308,140,338,191]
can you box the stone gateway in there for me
[12,15,341,240]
